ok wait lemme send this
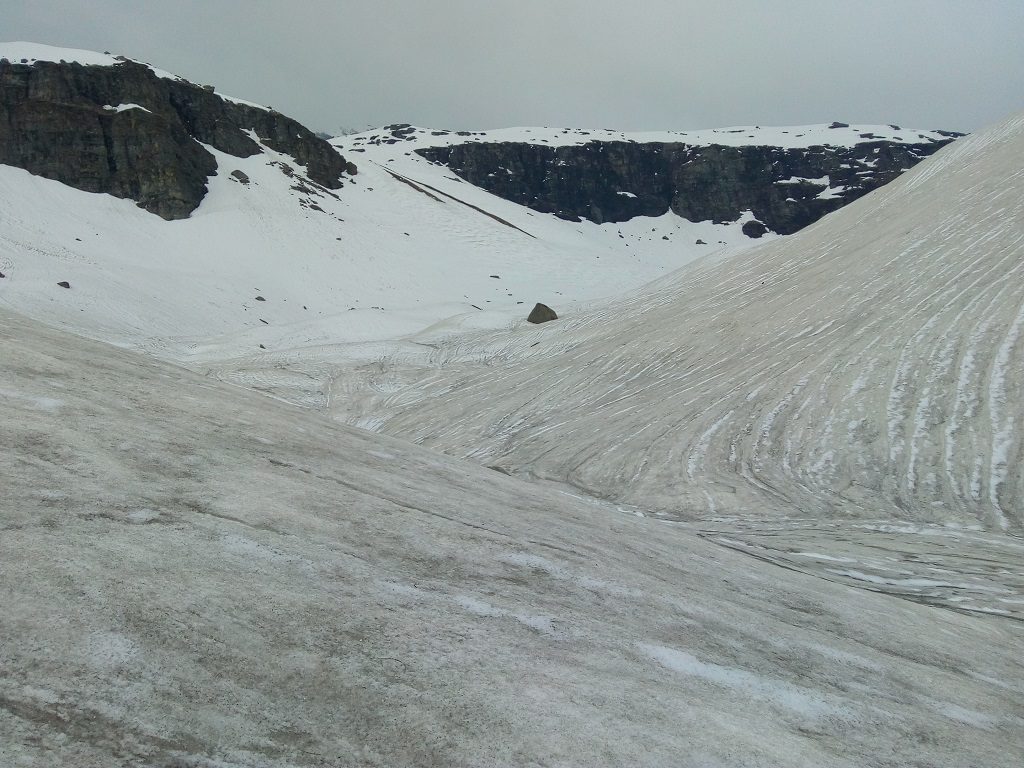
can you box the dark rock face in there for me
[417,136,957,235]
[527,303,557,324]
[0,59,352,219]
[742,220,768,239]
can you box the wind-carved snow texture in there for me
[2,308,1023,767]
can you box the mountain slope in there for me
[0,44,959,377]
[0,49,781,366]
[1,44,1022,766]
[360,114,1024,537]
[0,42,351,218]
[3,306,1022,766]
[407,123,957,231]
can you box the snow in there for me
[1,41,133,68]
[102,102,151,113]
[0,116,769,383]
[791,552,857,563]
[826,570,1006,592]
[777,175,830,185]
[337,123,955,152]
[356,113,1023,538]
[0,386,64,411]
[988,299,1024,528]
[817,184,848,200]
[640,643,844,719]
[0,41,268,110]
[0,43,1020,767]
[0,45,953,388]
[2,306,1022,766]
[307,113,1024,625]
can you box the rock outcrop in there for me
[0,57,353,219]
[418,135,959,234]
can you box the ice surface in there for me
[640,643,844,718]
[2,307,1022,766]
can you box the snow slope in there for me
[337,121,955,151]
[0,118,764,368]
[2,45,1022,765]
[1,44,954,379]
[2,306,1022,766]
[295,112,1024,625]
[0,43,790,366]
[361,113,1024,531]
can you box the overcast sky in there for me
[6,1,1023,134]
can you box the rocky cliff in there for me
[0,55,354,219]
[417,131,959,234]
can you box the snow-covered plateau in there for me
[1,43,1022,767]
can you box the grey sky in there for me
[6,1,1023,134]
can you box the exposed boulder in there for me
[56,280,70,288]
[527,303,557,324]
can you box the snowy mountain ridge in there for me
[0,41,269,109]
[338,120,958,152]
